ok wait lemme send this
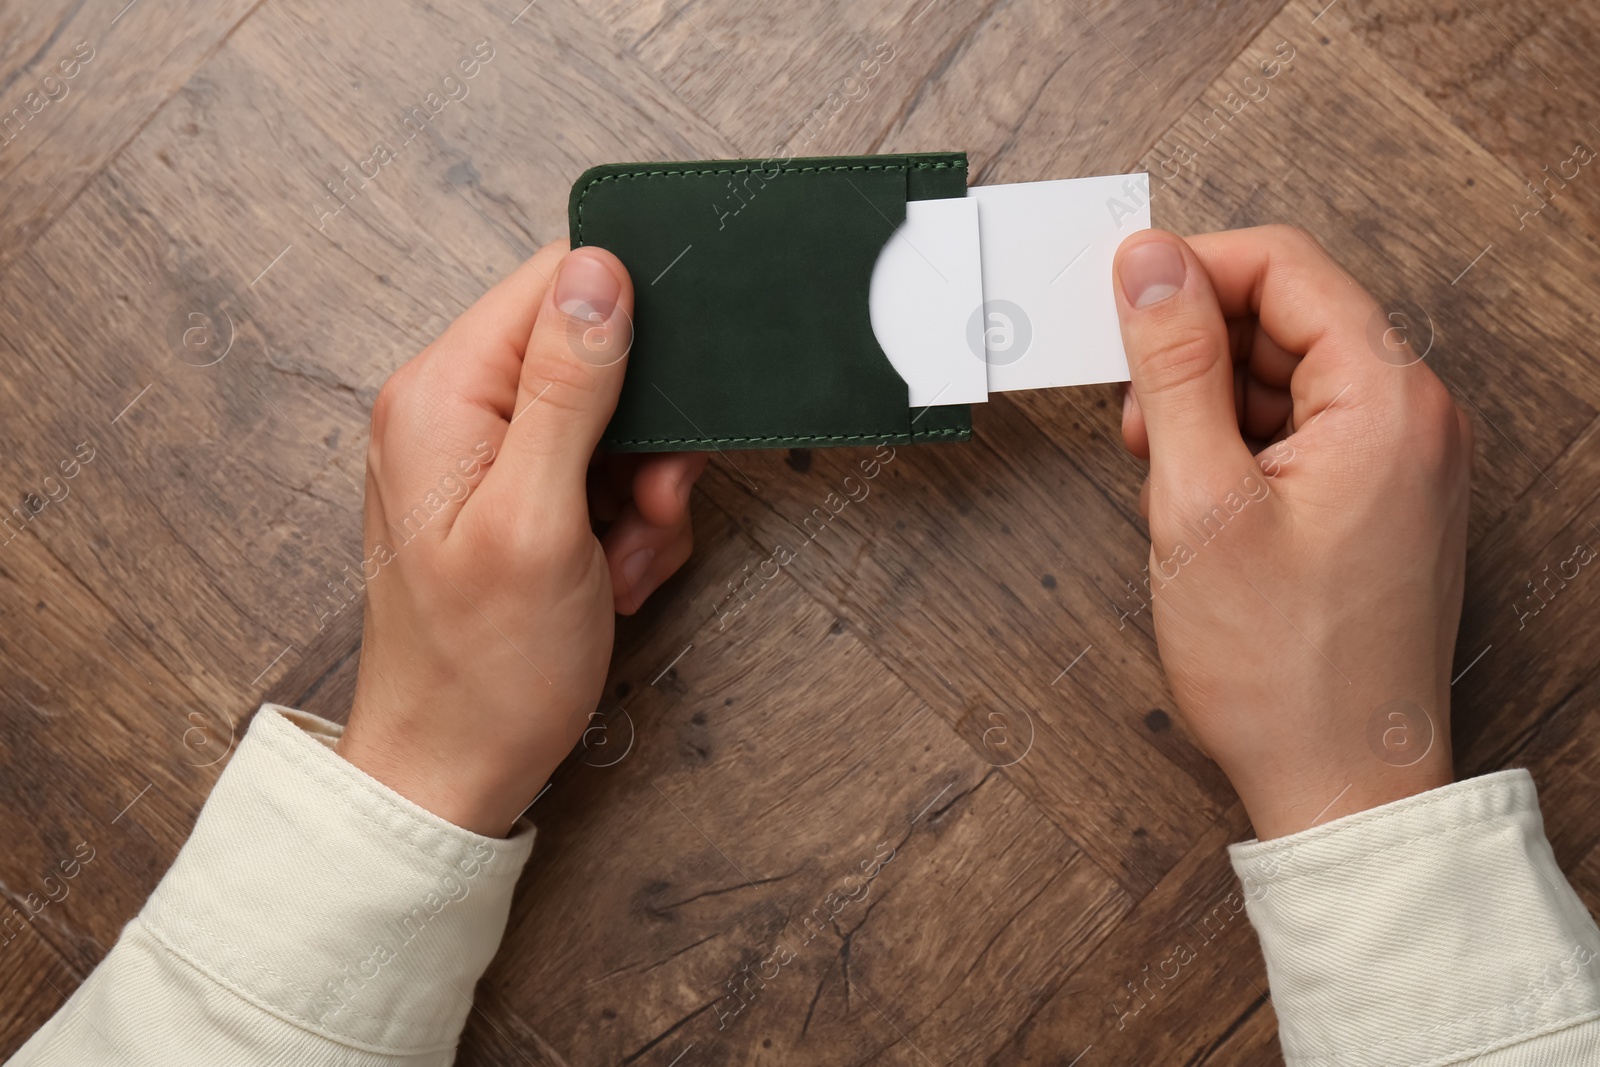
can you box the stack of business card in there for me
[870,173,1152,408]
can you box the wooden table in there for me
[2,0,1597,1062]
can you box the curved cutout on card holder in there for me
[568,153,973,453]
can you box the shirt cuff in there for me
[1230,770,1600,1067]
[138,705,535,1058]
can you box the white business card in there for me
[969,174,1150,393]
[868,195,989,408]
[868,172,1152,406]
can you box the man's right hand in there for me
[1111,225,1473,839]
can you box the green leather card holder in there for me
[568,152,972,452]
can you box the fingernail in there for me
[1120,241,1187,308]
[621,548,655,596]
[556,251,622,322]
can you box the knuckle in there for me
[371,364,417,436]
[535,374,599,416]
[1138,328,1222,396]
[1399,378,1465,469]
[1418,380,1457,427]
[464,490,590,565]
[518,524,592,575]
[456,496,512,559]
[521,354,609,415]
[1265,222,1323,255]
[1148,466,1276,562]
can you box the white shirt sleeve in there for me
[13,712,1598,1067]
[1231,769,1600,1066]
[7,705,535,1067]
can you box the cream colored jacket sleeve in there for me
[1231,769,1600,1066]
[7,706,535,1067]
[10,713,1599,1067]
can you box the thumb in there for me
[1112,230,1251,480]
[493,246,635,499]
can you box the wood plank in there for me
[485,570,1128,1065]
[0,528,226,975]
[1501,665,1600,872]
[0,3,748,1048]
[0,0,259,268]
[1194,999,1286,1067]
[1123,1,1596,542]
[1571,843,1600,921]
[0,0,743,762]
[886,0,1289,182]
[4,0,1600,1063]
[688,427,1231,895]
[1452,413,1600,800]
[1340,0,1600,252]
[579,0,1286,178]
[991,804,1274,1065]
[0,935,83,1062]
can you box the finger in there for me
[368,244,568,533]
[1186,226,1386,433]
[604,502,696,615]
[605,454,706,613]
[589,452,704,529]
[1227,315,1303,392]
[475,246,635,511]
[632,453,708,527]
[1113,230,1255,481]
[1121,384,1149,461]
[426,240,569,422]
[1243,376,1293,442]
[1186,226,1376,347]
[588,454,640,525]
[1247,321,1302,391]
[1226,316,1249,363]
[1233,362,1247,432]
[1188,226,1451,441]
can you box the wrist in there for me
[335,715,555,837]
[1237,755,1454,839]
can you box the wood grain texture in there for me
[0,0,259,266]
[2,0,1599,1063]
